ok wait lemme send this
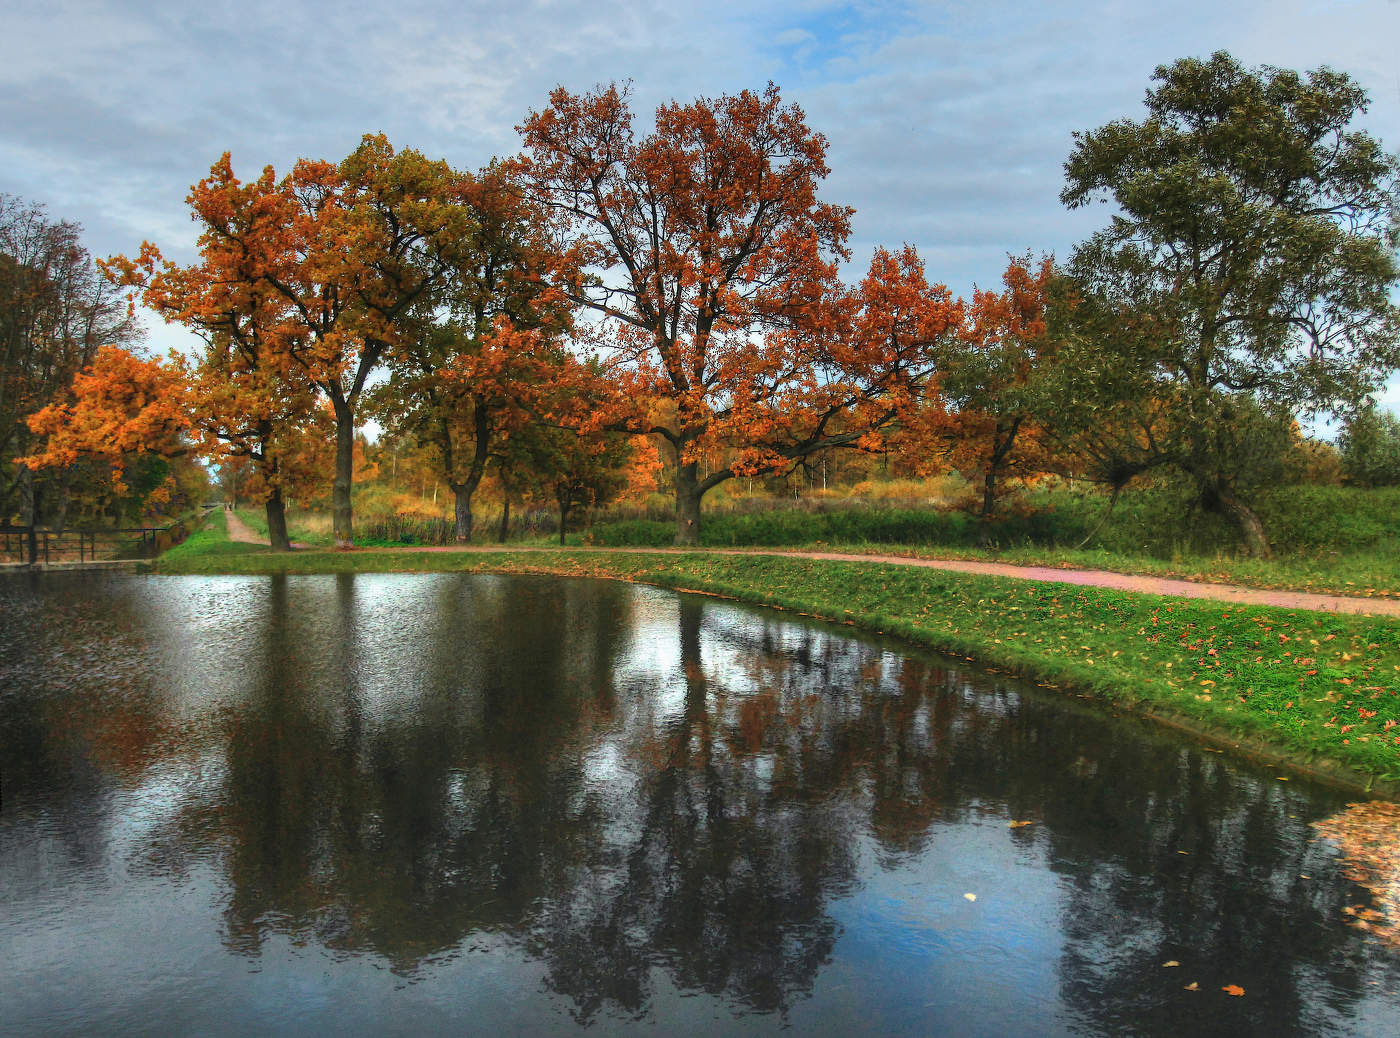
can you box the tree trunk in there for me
[265,488,292,553]
[977,466,998,546]
[674,461,702,546]
[17,464,36,528]
[558,488,570,546]
[498,497,510,543]
[452,483,474,544]
[330,393,355,549]
[981,466,998,518]
[1217,485,1272,559]
[1074,482,1124,551]
[52,470,73,536]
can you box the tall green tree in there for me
[1061,51,1400,556]
[1339,400,1400,486]
[373,162,571,543]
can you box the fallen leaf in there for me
[1009,820,1034,828]
[1222,985,1245,997]
[1184,982,1199,991]
[1162,960,1180,968]
[963,893,977,902]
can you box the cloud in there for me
[5,0,1397,413]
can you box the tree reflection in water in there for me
[1,572,1397,1034]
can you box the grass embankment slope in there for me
[159,515,1400,796]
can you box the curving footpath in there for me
[223,509,313,551]
[359,543,1400,618]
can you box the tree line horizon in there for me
[5,50,1398,557]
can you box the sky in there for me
[4,0,1399,416]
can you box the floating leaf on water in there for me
[963,892,977,902]
[1222,985,1245,997]
[1314,801,1400,949]
[1184,982,1199,991]
[1008,820,1034,828]
[1162,960,1180,968]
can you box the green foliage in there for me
[359,513,456,546]
[1341,404,1400,487]
[584,484,1400,556]
[1058,50,1400,554]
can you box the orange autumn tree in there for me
[114,138,470,548]
[939,255,1057,526]
[102,157,325,551]
[20,345,191,514]
[520,83,959,544]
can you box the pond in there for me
[1,572,1397,1036]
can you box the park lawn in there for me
[158,527,1400,795]
[238,506,1400,599]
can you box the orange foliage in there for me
[618,435,663,502]
[20,345,190,493]
[520,84,959,538]
[108,138,471,546]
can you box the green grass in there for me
[796,543,1400,600]
[158,509,274,562]
[569,529,1400,599]
[158,519,1400,793]
[233,507,336,547]
[257,484,1398,596]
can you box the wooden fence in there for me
[0,515,199,566]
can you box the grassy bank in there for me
[158,524,1400,794]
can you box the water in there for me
[1,571,1397,1036]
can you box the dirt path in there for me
[223,508,264,544]
[357,543,1400,618]
[223,508,313,550]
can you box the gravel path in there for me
[223,508,266,544]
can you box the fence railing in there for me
[0,516,197,566]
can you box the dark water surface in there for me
[1,572,1397,1036]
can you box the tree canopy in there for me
[11,58,1400,557]
[1060,51,1400,554]
[520,82,960,544]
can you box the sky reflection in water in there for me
[1,572,1398,1036]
